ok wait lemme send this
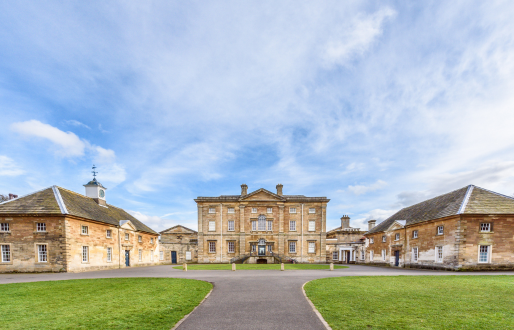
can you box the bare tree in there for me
[0,194,8,202]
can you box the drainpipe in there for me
[220,203,223,263]
[118,226,121,269]
[301,203,304,263]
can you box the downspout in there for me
[319,202,322,264]
[301,203,304,263]
[118,226,121,269]
[220,203,223,263]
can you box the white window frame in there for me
[478,245,491,263]
[209,207,216,214]
[82,246,89,263]
[267,244,272,252]
[227,207,235,214]
[251,207,257,213]
[309,208,315,214]
[382,249,386,261]
[228,220,235,231]
[159,251,164,261]
[106,229,112,238]
[107,247,112,262]
[436,246,443,263]
[138,235,142,243]
[382,235,386,243]
[209,241,216,253]
[370,237,374,244]
[370,250,374,261]
[267,207,273,214]
[289,241,296,253]
[150,238,154,244]
[258,215,266,231]
[37,244,48,263]
[480,223,491,232]
[413,230,418,239]
[228,241,235,253]
[81,225,89,235]
[267,220,273,231]
[138,249,143,262]
[437,226,444,235]
[125,233,129,240]
[308,242,315,254]
[289,220,296,231]
[186,251,192,260]
[251,244,256,252]
[308,220,315,232]
[208,221,216,232]
[251,220,257,231]
[37,223,46,232]
[361,250,365,260]
[395,233,400,241]
[412,247,418,262]
[1,245,11,262]
[289,207,296,214]
[0,223,9,232]
[332,251,338,260]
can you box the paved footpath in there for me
[1,265,513,330]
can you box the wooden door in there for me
[171,251,177,264]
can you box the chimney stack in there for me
[8,193,18,200]
[276,184,283,196]
[241,184,248,195]
[341,215,350,229]
[368,220,376,231]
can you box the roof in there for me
[367,185,514,234]
[84,178,106,189]
[195,187,329,203]
[160,225,198,235]
[0,186,158,235]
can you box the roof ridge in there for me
[56,186,89,198]
[0,186,54,205]
[457,185,474,214]
[52,185,69,214]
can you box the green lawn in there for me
[173,264,348,270]
[304,276,514,330]
[0,278,212,330]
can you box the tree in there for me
[0,194,8,202]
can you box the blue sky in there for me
[1,1,514,232]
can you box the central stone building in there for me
[195,184,329,263]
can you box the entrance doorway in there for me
[346,251,351,264]
[125,250,130,267]
[257,258,267,264]
[171,251,177,264]
[394,250,400,266]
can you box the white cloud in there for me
[11,120,86,157]
[65,119,90,129]
[0,156,24,176]
[129,210,198,232]
[348,180,387,195]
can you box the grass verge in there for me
[304,275,514,330]
[0,278,212,330]
[173,264,348,270]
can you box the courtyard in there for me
[1,264,513,329]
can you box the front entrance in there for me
[257,238,266,256]
[346,251,351,264]
[394,250,400,266]
[171,251,177,264]
[125,250,130,267]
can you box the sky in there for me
[1,1,514,232]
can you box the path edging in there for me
[170,282,214,330]
[302,280,333,330]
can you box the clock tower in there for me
[84,165,107,206]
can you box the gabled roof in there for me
[195,187,329,203]
[0,186,158,235]
[160,225,197,235]
[367,185,514,234]
[239,188,286,201]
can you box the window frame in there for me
[159,251,164,261]
[125,233,129,241]
[267,207,273,214]
[382,235,386,243]
[228,220,235,231]
[478,245,491,263]
[251,207,258,214]
[382,249,386,261]
[309,208,315,214]
[289,241,297,253]
[1,244,11,263]
[289,207,296,214]
[227,207,235,214]
[106,229,112,238]
[437,226,444,235]
[107,247,112,262]
[413,230,418,239]
[228,241,235,253]
[289,220,296,231]
[332,251,338,260]
[251,220,257,231]
[308,220,315,232]
[36,244,48,263]
[436,246,443,263]
[208,207,216,214]
[36,222,46,232]
[208,241,216,253]
[395,233,400,241]
[82,246,89,263]
[308,242,315,254]
[138,249,143,262]
[479,223,491,233]
[267,220,273,231]
[0,223,9,232]
[208,221,216,232]
[81,225,89,235]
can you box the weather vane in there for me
[92,165,97,178]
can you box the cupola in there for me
[84,165,107,206]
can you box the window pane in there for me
[290,221,296,231]
[258,215,266,231]
[267,220,272,231]
[82,246,88,262]
[479,246,489,262]
[308,242,315,253]
[333,251,338,260]
[186,251,192,260]
[209,221,215,231]
[1,245,10,262]
[228,220,234,231]
[267,208,272,213]
[228,242,235,253]
[252,221,257,231]
[289,241,296,253]
[309,221,315,231]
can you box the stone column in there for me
[197,204,204,262]
[278,205,285,255]
[239,205,246,256]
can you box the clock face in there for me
[99,189,105,198]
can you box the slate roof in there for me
[0,186,158,235]
[367,185,514,234]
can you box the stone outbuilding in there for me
[326,215,367,264]
[159,225,198,264]
[365,185,514,270]
[0,178,160,273]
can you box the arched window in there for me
[258,215,266,231]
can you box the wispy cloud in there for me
[348,180,387,195]
[65,120,90,129]
[0,156,24,176]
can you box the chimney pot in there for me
[341,215,350,229]
[368,220,376,231]
[241,184,248,195]
[276,184,283,196]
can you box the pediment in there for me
[161,225,197,235]
[120,220,137,231]
[386,220,406,232]
[239,188,286,201]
